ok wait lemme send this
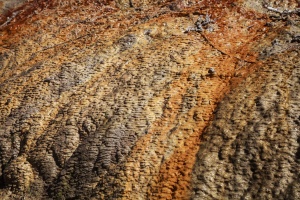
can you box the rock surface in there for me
[0,0,299,199]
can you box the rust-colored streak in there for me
[142,3,268,199]
[122,70,194,199]
[147,77,228,199]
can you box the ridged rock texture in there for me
[0,0,299,199]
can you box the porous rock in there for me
[0,0,299,199]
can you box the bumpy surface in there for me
[0,0,299,199]
[191,49,300,199]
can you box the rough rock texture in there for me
[0,0,299,199]
[191,49,300,199]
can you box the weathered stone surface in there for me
[0,0,299,199]
[191,50,300,200]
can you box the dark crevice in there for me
[296,137,300,161]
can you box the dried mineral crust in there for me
[0,0,299,199]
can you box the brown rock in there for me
[0,0,299,199]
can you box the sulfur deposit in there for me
[0,0,299,199]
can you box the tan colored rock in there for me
[0,0,299,199]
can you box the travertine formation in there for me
[192,49,300,200]
[0,0,299,199]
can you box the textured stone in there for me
[191,50,300,199]
[0,0,299,199]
